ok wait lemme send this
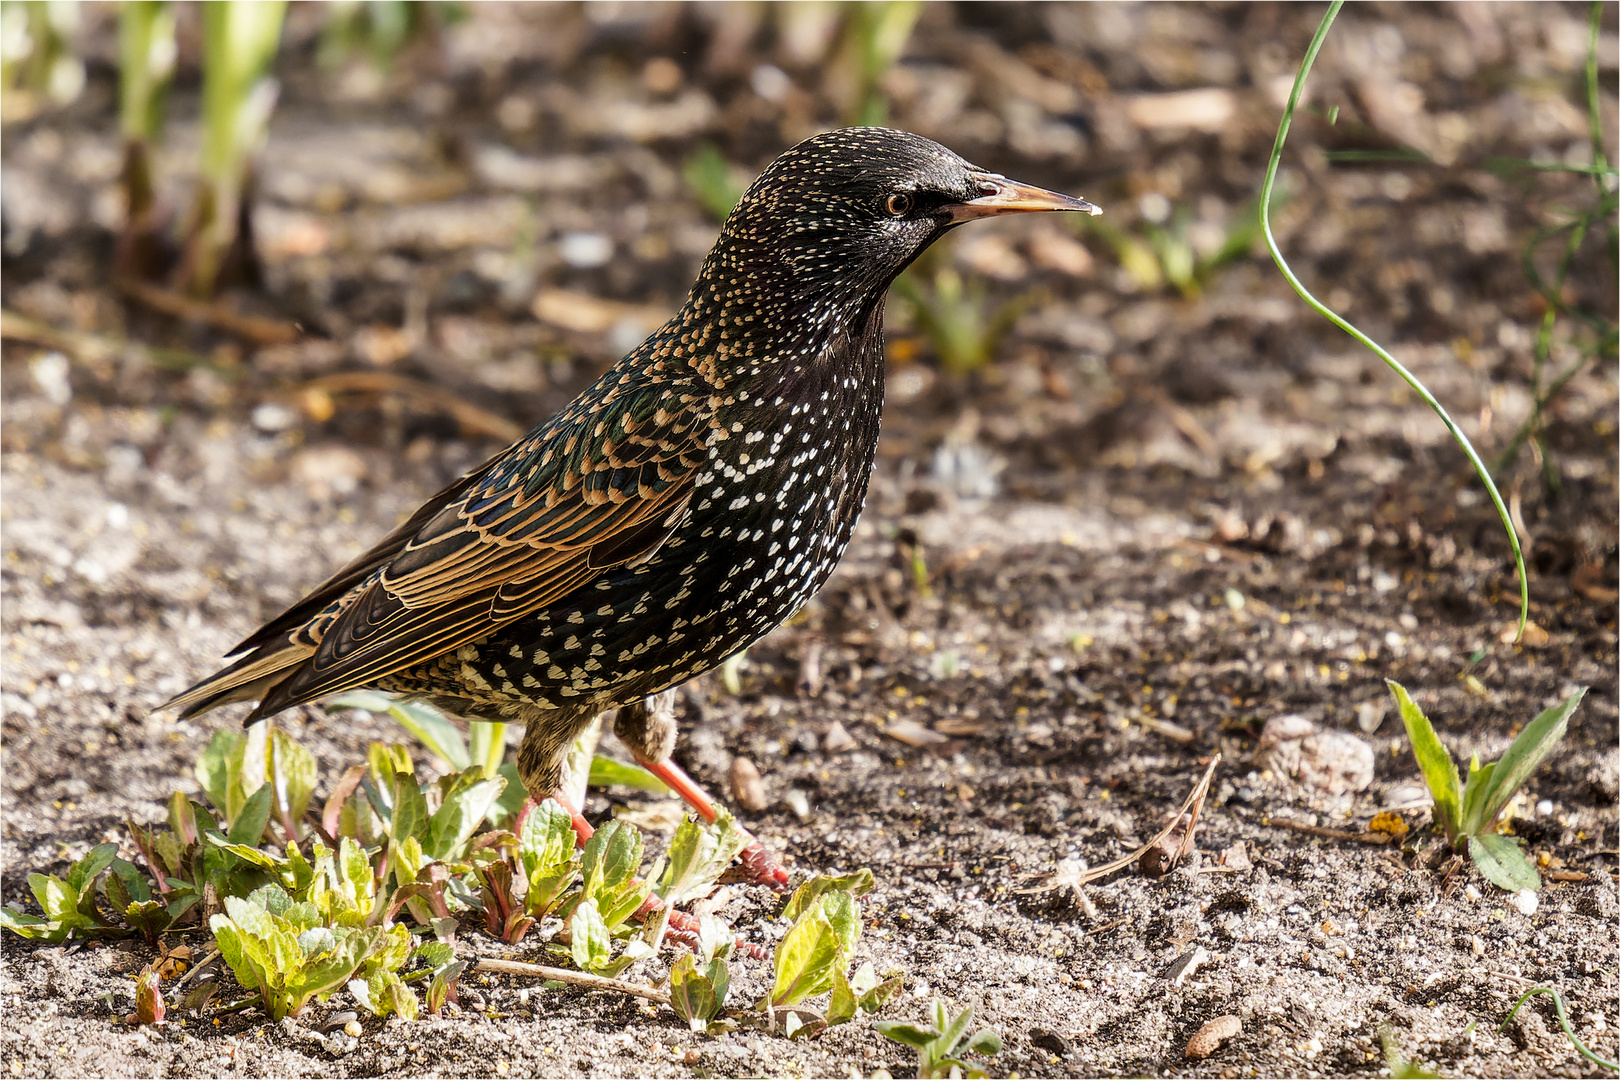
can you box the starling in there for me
[163,127,1099,886]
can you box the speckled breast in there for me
[433,359,885,713]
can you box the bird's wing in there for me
[250,379,705,715]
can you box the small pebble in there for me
[344,1019,362,1038]
[728,756,768,812]
[1185,1015,1242,1060]
[823,720,856,754]
[1513,889,1538,916]
[683,1049,700,1065]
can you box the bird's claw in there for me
[725,837,791,892]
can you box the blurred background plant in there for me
[173,0,285,297]
[317,0,459,76]
[112,0,174,280]
[1487,2,1617,493]
[1076,192,1267,300]
[0,0,85,121]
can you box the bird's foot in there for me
[719,837,792,892]
[634,895,767,960]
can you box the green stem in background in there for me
[1498,986,1620,1072]
[118,1,174,144]
[1258,0,1529,638]
[184,0,287,297]
[1583,1,1610,202]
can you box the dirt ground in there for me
[2,3,1616,1077]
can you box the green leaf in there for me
[210,914,273,1010]
[569,899,612,973]
[107,858,152,905]
[29,873,78,922]
[520,800,577,878]
[657,811,749,907]
[425,771,505,861]
[389,770,429,846]
[964,1029,1002,1056]
[939,1002,975,1056]
[492,761,527,825]
[1387,682,1462,840]
[874,1021,939,1049]
[426,960,465,1014]
[468,721,506,780]
[1469,834,1542,893]
[269,726,318,830]
[827,965,857,1025]
[196,730,239,813]
[205,834,285,869]
[413,941,454,969]
[588,755,673,795]
[0,906,55,940]
[227,783,275,846]
[770,895,844,1007]
[1460,759,1498,835]
[781,868,875,922]
[1467,688,1586,833]
[582,820,642,892]
[822,889,860,958]
[669,953,719,1031]
[335,693,471,772]
[66,844,119,895]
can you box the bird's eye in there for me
[884,193,913,217]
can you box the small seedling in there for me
[876,998,1003,1079]
[1388,681,1587,891]
[0,843,122,943]
[1379,1024,1441,1079]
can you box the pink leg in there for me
[635,758,791,892]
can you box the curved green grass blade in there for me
[1260,1,1529,637]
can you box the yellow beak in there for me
[948,173,1102,221]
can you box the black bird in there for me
[163,128,1099,885]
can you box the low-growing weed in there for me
[1388,681,1587,891]
[876,998,1003,1079]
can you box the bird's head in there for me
[702,127,1100,321]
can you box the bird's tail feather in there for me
[158,644,317,720]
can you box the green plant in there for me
[1490,2,1617,491]
[196,718,316,839]
[1498,986,1619,1072]
[114,1,175,280]
[827,1,920,126]
[1388,682,1587,891]
[210,875,413,1020]
[876,999,1003,1079]
[683,144,750,223]
[1261,0,1529,636]
[891,254,1037,375]
[0,843,122,942]
[178,0,286,297]
[762,870,889,1034]
[1079,195,1267,299]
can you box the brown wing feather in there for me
[245,379,703,718]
